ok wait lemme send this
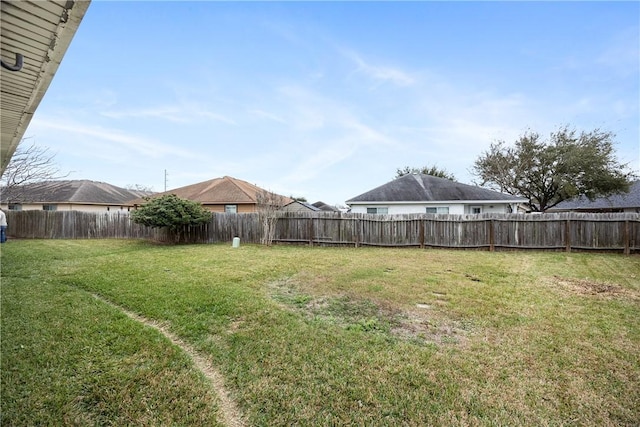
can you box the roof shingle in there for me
[549,180,640,211]
[128,176,291,205]
[346,174,526,203]
[1,180,145,204]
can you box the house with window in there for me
[346,174,526,215]
[128,176,291,213]
[0,180,147,213]
[547,180,640,213]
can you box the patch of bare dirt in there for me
[227,318,245,333]
[550,276,636,300]
[392,307,472,346]
[268,277,471,346]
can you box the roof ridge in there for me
[224,176,259,201]
[411,174,428,195]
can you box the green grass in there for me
[2,240,639,426]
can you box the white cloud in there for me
[101,102,237,125]
[596,26,640,77]
[341,49,415,88]
[248,109,287,124]
[30,118,195,159]
[101,106,189,123]
[264,83,399,185]
[93,89,119,108]
[283,119,396,183]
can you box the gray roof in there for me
[300,201,321,211]
[284,200,321,211]
[0,180,148,204]
[312,201,339,212]
[549,180,640,211]
[346,174,527,204]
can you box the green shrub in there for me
[130,194,211,243]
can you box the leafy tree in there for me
[395,165,455,180]
[472,126,635,212]
[130,194,212,243]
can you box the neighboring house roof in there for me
[128,176,291,206]
[312,201,339,212]
[284,200,321,212]
[0,180,145,205]
[548,180,640,211]
[346,174,527,204]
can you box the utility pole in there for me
[164,169,168,192]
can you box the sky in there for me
[25,1,640,206]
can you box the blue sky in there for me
[26,1,639,206]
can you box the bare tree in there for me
[125,183,156,198]
[256,189,287,246]
[1,139,70,191]
[126,183,155,192]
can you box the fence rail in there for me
[5,211,640,254]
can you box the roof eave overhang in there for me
[1,0,91,176]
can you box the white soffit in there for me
[1,0,91,175]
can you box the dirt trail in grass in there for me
[91,294,245,427]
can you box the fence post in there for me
[355,219,360,248]
[489,219,495,252]
[624,220,630,255]
[308,216,314,246]
[420,220,425,249]
[565,219,571,253]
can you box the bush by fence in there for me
[5,210,640,254]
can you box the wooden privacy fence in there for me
[6,210,158,240]
[272,212,640,254]
[5,211,640,254]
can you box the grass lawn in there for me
[1,240,639,426]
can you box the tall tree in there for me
[472,126,635,212]
[395,165,455,180]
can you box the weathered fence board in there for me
[5,211,640,253]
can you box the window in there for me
[426,207,449,214]
[43,204,57,211]
[471,206,482,214]
[367,207,388,214]
[225,204,237,213]
[8,203,22,211]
